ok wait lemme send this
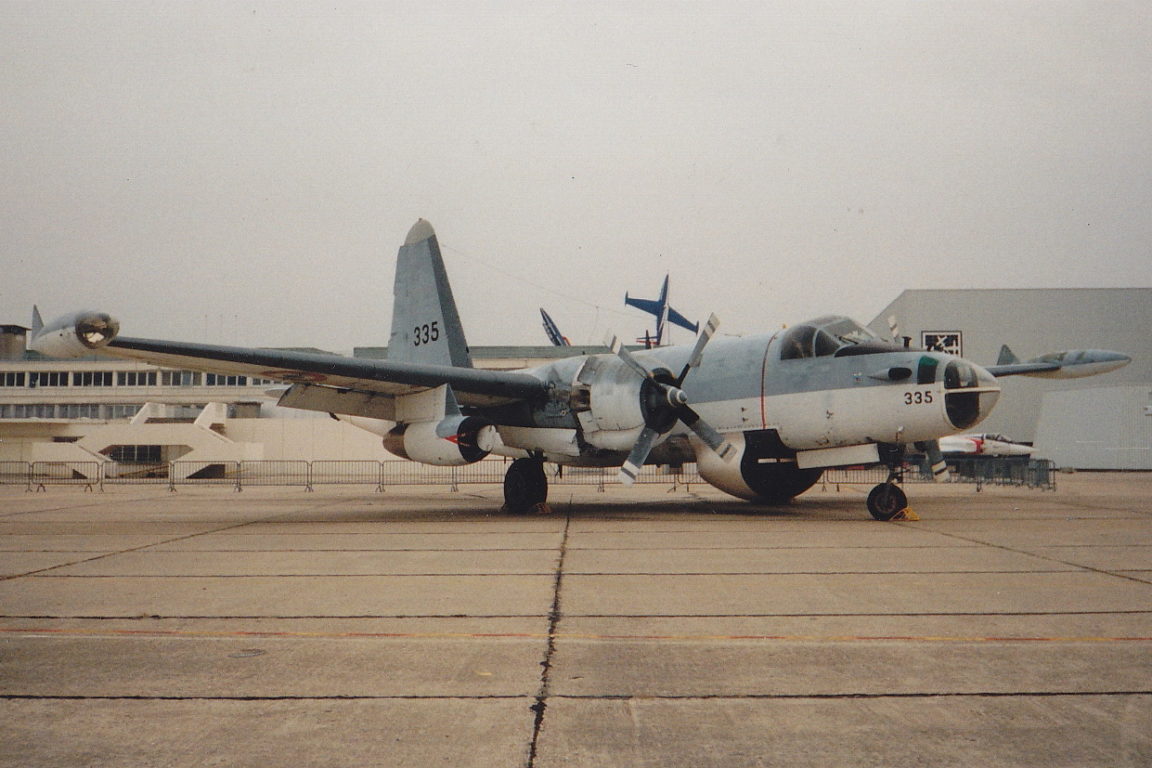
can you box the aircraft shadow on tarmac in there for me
[281,491,871,523]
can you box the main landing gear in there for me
[502,457,550,515]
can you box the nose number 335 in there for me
[904,390,934,405]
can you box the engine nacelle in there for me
[695,430,824,502]
[29,311,120,359]
[383,416,497,466]
[573,355,677,451]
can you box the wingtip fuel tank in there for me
[28,309,120,358]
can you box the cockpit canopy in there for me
[778,316,882,360]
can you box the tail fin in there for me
[997,345,1019,366]
[388,219,473,368]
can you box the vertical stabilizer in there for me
[997,345,1019,366]
[388,219,473,368]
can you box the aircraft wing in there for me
[985,349,1130,379]
[101,336,550,414]
[666,306,699,334]
[624,296,661,315]
[983,361,1063,377]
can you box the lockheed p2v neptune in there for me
[32,220,1130,519]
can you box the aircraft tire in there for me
[503,458,548,514]
[867,483,907,521]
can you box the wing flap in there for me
[276,383,398,420]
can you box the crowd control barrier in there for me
[0,457,1057,493]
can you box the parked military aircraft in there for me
[939,433,1034,457]
[625,274,698,347]
[31,219,1131,519]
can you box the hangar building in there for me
[869,288,1150,469]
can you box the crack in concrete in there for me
[527,512,570,768]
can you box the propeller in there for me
[610,313,736,484]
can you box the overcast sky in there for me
[3,1,1150,351]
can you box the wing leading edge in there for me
[105,336,550,413]
[984,346,1130,379]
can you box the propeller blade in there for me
[607,332,655,381]
[916,440,951,482]
[677,313,720,385]
[619,425,662,485]
[677,405,736,461]
[609,319,735,479]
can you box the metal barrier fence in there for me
[819,459,1057,491]
[103,461,170,485]
[311,460,385,489]
[943,457,1057,491]
[0,457,1056,492]
[0,461,30,487]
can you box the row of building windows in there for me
[0,403,259,420]
[103,444,165,463]
[0,403,144,419]
[0,370,275,388]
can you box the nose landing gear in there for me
[867,447,915,521]
[867,480,908,521]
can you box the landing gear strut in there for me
[502,457,550,514]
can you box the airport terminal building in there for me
[3,288,1149,471]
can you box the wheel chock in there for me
[891,507,919,521]
[532,502,554,515]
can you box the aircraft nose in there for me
[1104,351,1132,367]
[943,359,1001,430]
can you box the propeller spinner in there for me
[609,314,736,484]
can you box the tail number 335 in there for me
[413,322,440,346]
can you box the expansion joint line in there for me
[527,513,570,768]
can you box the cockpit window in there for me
[813,330,840,357]
[944,360,980,389]
[779,316,880,360]
[779,324,817,360]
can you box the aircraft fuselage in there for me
[490,320,1001,467]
